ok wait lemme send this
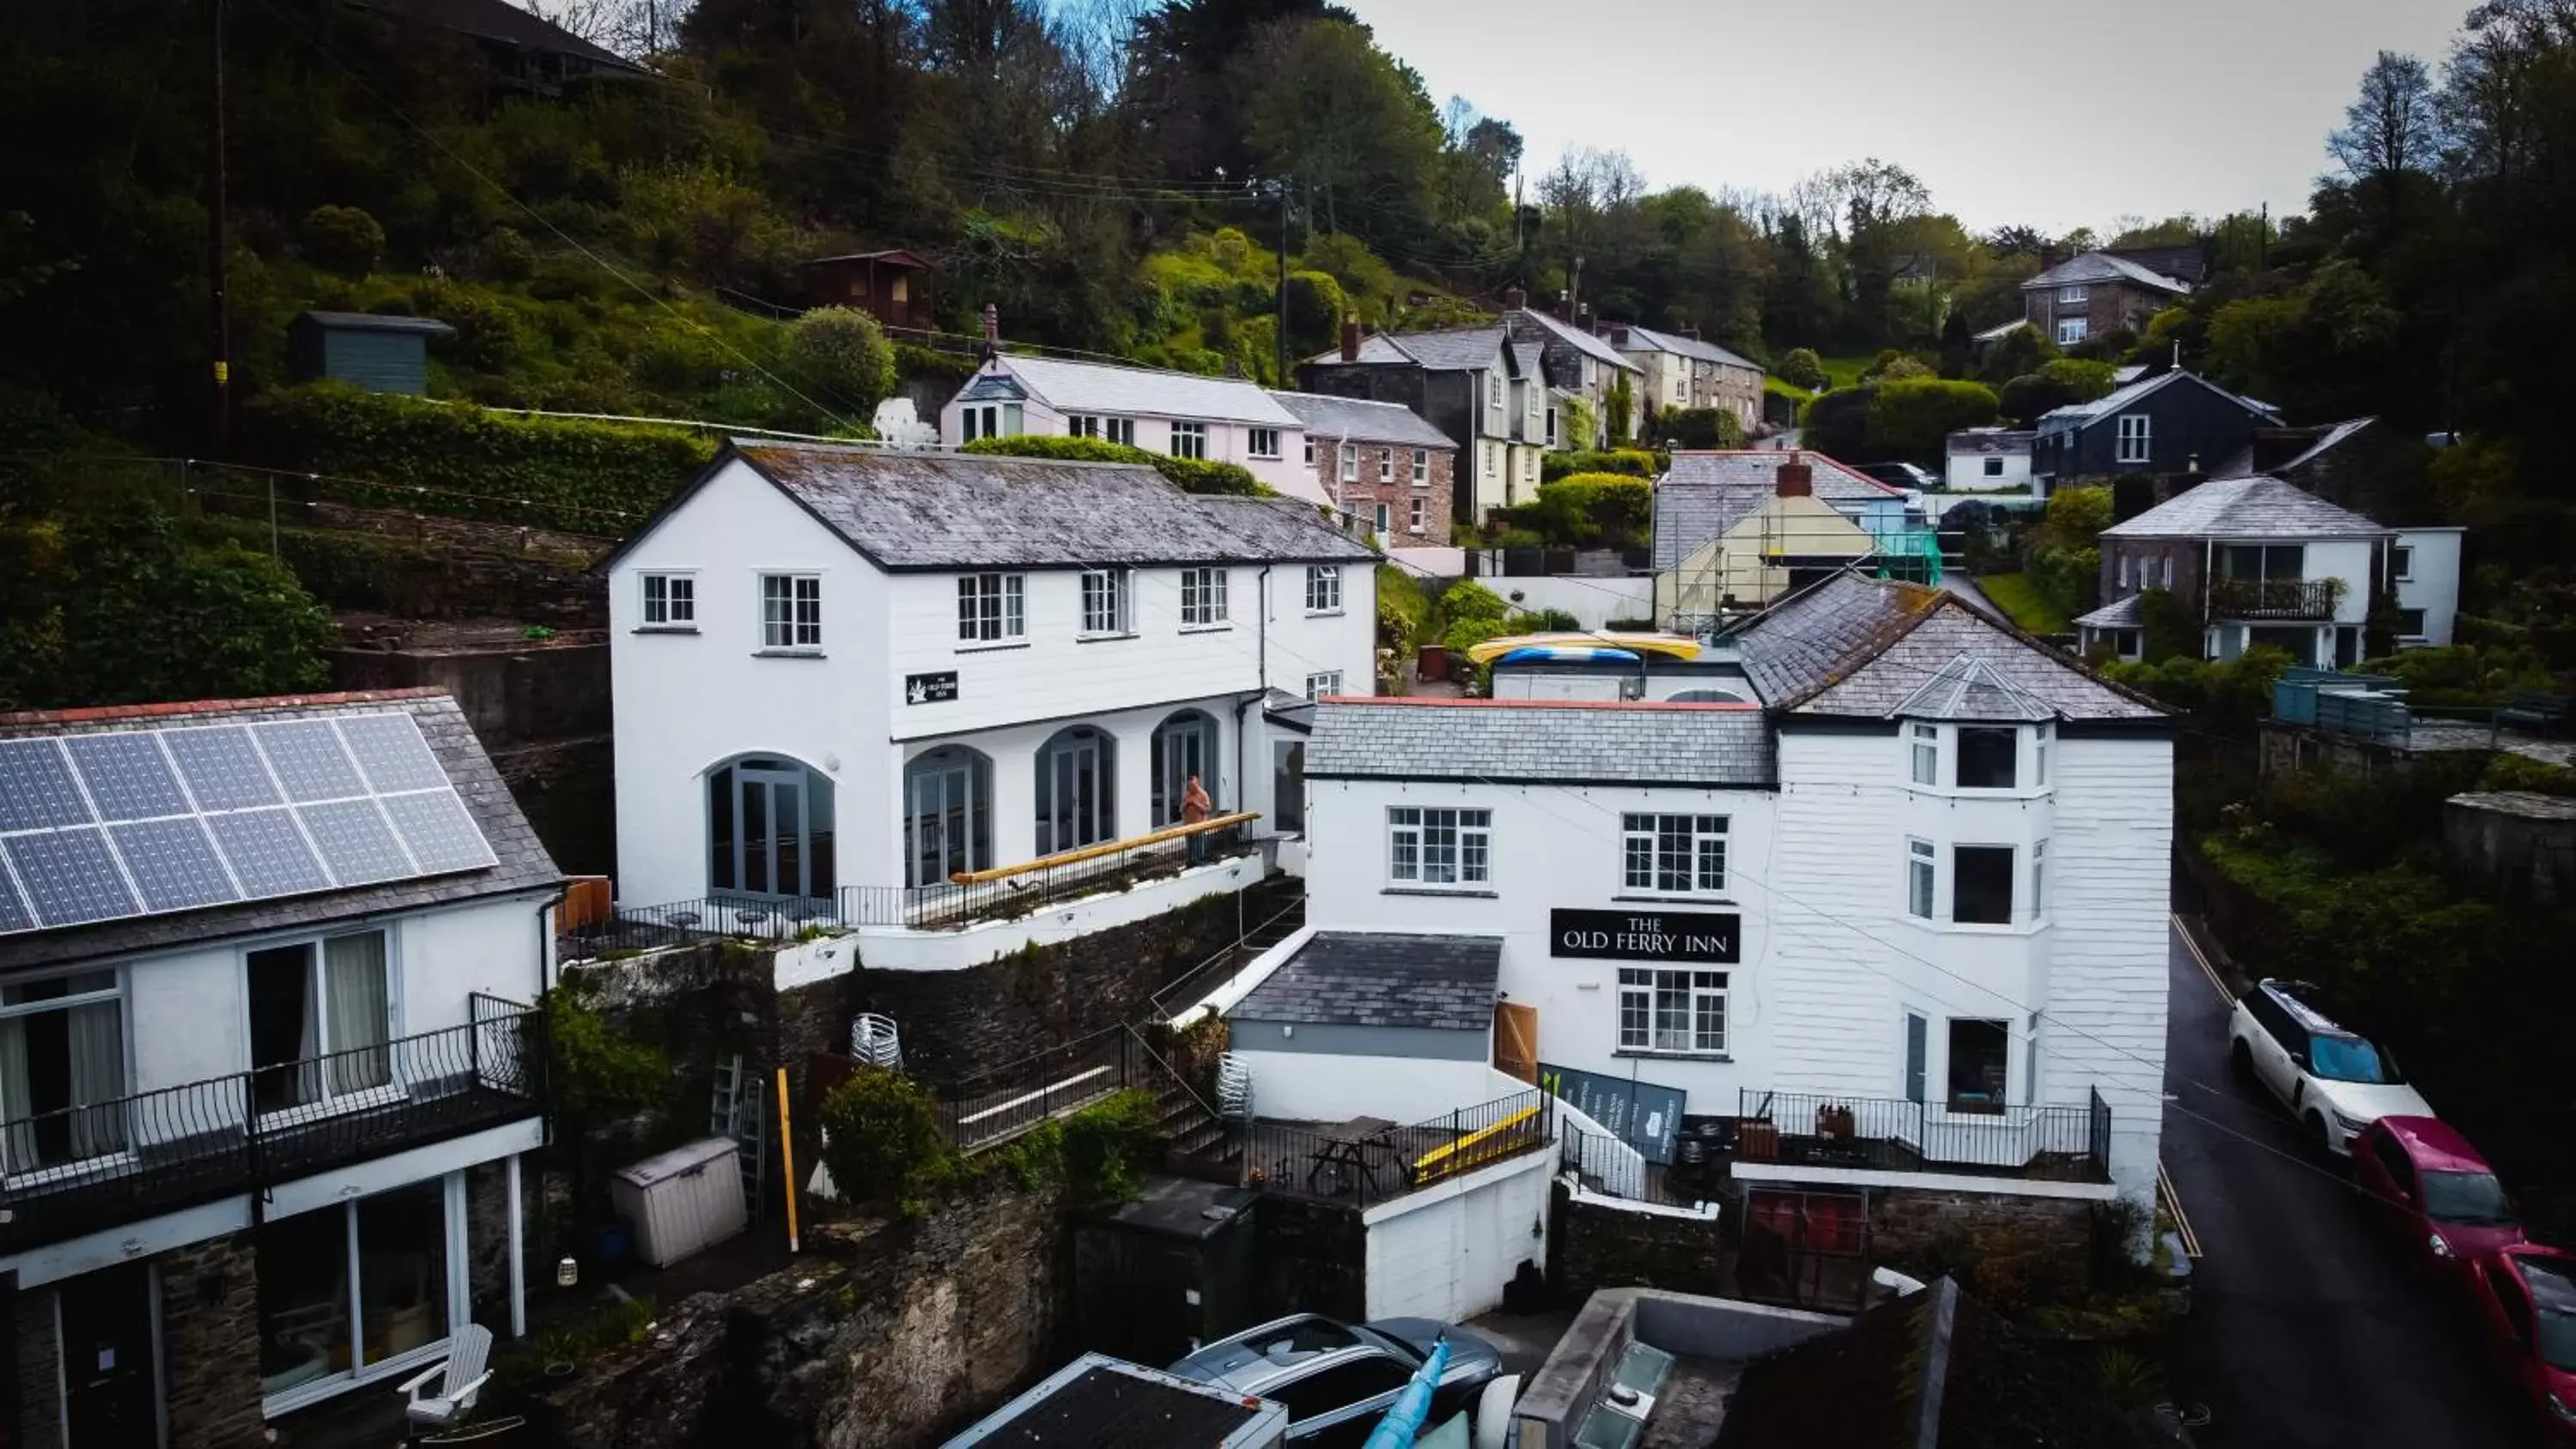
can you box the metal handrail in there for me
[946,811,1261,884]
[1736,1088,2109,1184]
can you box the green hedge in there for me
[896,343,979,383]
[960,433,1268,496]
[1540,448,1660,482]
[240,384,717,534]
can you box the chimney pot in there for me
[1340,318,1362,363]
[1555,290,1573,322]
[1577,304,1594,331]
[1681,324,1701,342]
[1776,454,1814,498]
[1504,286,1528,310]
[981,302,1000,360]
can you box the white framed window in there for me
[1412,449,1429,485]
[1953,844,2015,925]
[1180,567,1229,627]
[2035,724,2052,786]
[956,573,1024,644]
[1546,407,1558,446]
[2032,840,2049,919]
[1340,442,1359,482]
[1378,449,1394,482]
[1909,724,1938,786]
[1374,502,1392,537]
[1621,813,1727,895]
[2056,317,2089,347]
[1408,496,1425,533]
[1104,416,1135,446]
[2115,414,2151,464]
[1983,456,2004,477]
[1304,566,1342,614]
[0,971,127,1179]
[1482,440,1499,478]
[2057,284,2087,304]
[1957,726,2018,788]
[960,402,1020,442]
[759,573,822,650]
[2160,555,2174,589]
[2117,554,2132,589]
[1078,568,1131,636]
[1488,372,1503,407]
[2391,544,2414,581]
[1170,421,1207,460]
[1303,670,1344,700]
[1303,434,1316,465]
[256,1173,462,1416]
[1617,968,1729,1056]
[639,572,696,628]
[1248,427,1281,460]
[1067,414,1099,439]
[1907,837,1935,919]
[246,929,393,1119]
[1388,806,1491,887]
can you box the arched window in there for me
[1035,727,1115,856]
[1150,710,1220,827]
[707,755,835,900]
[904,746,993,888]
[1666,688,1747,705]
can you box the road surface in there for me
[2160,919,2533,1448]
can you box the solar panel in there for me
[0,738,94,833]
[5,828,139,927]
[295,799,415,887]
[65,733,191,822]
[165,726,283,811]
[254,720,367,803]
[206,809,331,898]
[337,713,451,793]
[0,710,499,937]
[382,790,499,874]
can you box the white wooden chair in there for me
[398,1324,494,1432]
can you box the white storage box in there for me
[612,1137,749,1267]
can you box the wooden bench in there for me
[2497,690,2573,737]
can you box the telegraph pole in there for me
[208,0,231,452]
[1272,179,1290,386]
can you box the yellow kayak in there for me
[1464,631,1704,665]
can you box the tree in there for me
[1605,371,1635,448]
[1776,347,1826,390]
[1243,20,1444,240]
[2332,52,2443,183]
[301,205,385,279]
[1863,377,1997,462]
[786,306,897,415]
[1800,385,1874,461]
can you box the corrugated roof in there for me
[1267,391,1452,447]
[1614,324,1761,373]
[2101,476,2389,540]
[736,445,1376,570]
[1230,932,1503,1031]
[1652,452,1905,571]
[292,310,456,336]
[1305,698,1777,787]
[998,355,1302,427]
[2024,251,2194,295]
[0,691,560,972]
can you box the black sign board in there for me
[1541,1062,1687,1164]
[904,671,959,706]
[1550,907,1739,964]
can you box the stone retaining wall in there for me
[1551,1185,1728,1301]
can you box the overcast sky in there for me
[1342,0,2470,235]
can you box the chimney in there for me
[1340,318,1361,363]
[1680,324,1701,342]
[1555,290,1574,323]
[1577,303,1595,333]
[1776,453,1813,498]
[981,302,1000,361]
[1504,285,1528,310]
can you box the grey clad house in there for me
[2030,368,2280,494]
[288,312,458,396]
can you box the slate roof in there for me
[721,444,1376,571]
[1509,309,1638,372]
[1230,932,1502,1031]
[2212,416,2377,480]
[1614,324,1762,373]
[1728,572,2164,720]
[2072,594,2142,629]
[1000,355,1301,427]
[2100,476,2389,541]
[1972,318,2030,343]
[2037,369,2278,431]
[357,0,649,73]
[1267,391,1453,448]
[1509,342,1546,381]
[1945,427,2033,457]
[1304,698,1777,788]
[2023,250,2194,296]
[1381,327,1510,373]
[1652,452,1905,571]
[0,690,561,973]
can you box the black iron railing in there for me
[1735,1088,2109,1184]
[1236,1089,1553,1209]
[560,820,1256,958]
[939,1025,1151,1155]
[2207,576,2339,621]
[0,995,544,1253]
[1558,1120,1722,1209]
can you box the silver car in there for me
[1165,1313,1504,1445]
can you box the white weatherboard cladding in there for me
[2394,529,2463,646]
[1362,1151,1552,1323]
[610,459,894,904]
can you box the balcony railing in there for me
[2206,576,2340,621]
[1735,1088,2109,1185]
[0,995,544,1254]
[561,815,1256,957]
[1235,1089,1555,1209]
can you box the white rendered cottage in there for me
[603,443,1376,960]
[1218,572,2175,1222]
[0,689,557,1436]
[941,353,1325,504]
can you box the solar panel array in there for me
[0,712,498,936]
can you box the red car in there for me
[2467,1245,2576,1442]
[2352,1116,2525,1283]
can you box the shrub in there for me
[1282,270,1348,356]
[2137,587,2199,663]
[1540,448,1658,482]
[2481,754,2576,797]
[477,225,537,282]
[1775,347,1826,391]
[1503,473,1652,549]
[818,1068,958,1216]
[785,306,896,415]
[1441,578,1509,625]
[1658,407,1744,450]
[1798,385,1874,460]
[895,343,978,383]
[1605,372,1636,448]
[302,203,386,278]
[540,986,669,1122]
[411,279,531,372]
[1863,377,1998,462]
[1059,1090,1163,1206]
[959,434,1267,496]
[1872,356,1935,381]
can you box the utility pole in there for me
[1267,178,1291,386]
[209,0,231,453]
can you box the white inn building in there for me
[1235,572,2176,1217]
[603,443,1376,959]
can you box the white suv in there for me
[2229,978,2433,1155]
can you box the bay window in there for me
[1952,845,2015,925]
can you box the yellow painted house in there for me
[1656,488,1880,621]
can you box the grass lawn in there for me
[1974,573,2073,634]
[1765,355,1890,409]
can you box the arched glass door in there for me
[1035,728,1115,857]
[1150,711,1218,826]
[904,747,992,888]
[707,756,835,900]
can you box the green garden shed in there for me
[287,311,456,395]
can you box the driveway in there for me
[2160,919,2533,1447]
